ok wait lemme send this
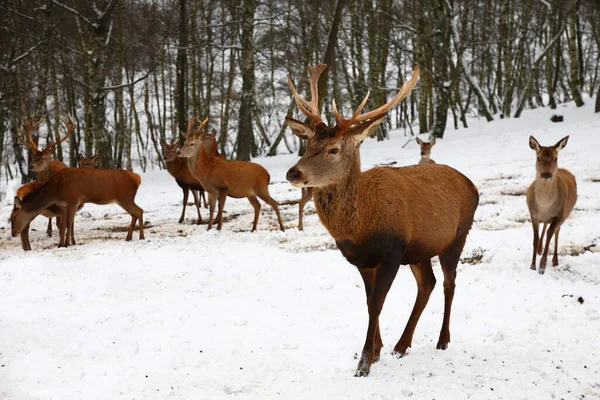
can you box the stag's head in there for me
[177,116,208,159]
[78,153,100,168]
[19,115,73,172]
[529,135,569,180]
[285,65,419,188]
[416,137,436,157]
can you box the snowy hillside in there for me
[1,101,600,399]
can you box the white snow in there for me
[1,100,600,399]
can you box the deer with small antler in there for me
[160,120,208,224]
[177,117,285,232]
[16,115,74,245]
[285,65,479,377]
[526,136,577,275]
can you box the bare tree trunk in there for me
[568,0,584,106]
[175,0,189,136]
[236,0,256,161]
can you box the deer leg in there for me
[70,220,76,245]
[47,217,53,237]
[530,219,540,270]
[298,187,312,231]
[58,214,67,247]
[215,190,228,231]
[207,193,218,230]
[539,219,560,275]
[552,227,561,267]
[537,223,547,255]
[257,191,285,231]
[356,263,400,377]
[247,196,261,232]
[437,234,468,350]
[358,267,382,363]
[179,186,189,224]
[63,206,77,247]
[201,189,208,209]
[191,189,202,225]
[393,259,436,356]
[21,222,32,251]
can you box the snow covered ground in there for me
[1,101,600,399]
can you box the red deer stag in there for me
[78,153,100,168]
[526,136,577,275]
[416,137,436,165]
[18,115,73,237]
[161,131,207,224]
[285,65,479,377]
[10,168,144,247]
[178,119,285,232]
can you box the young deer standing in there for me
[416,137,436,165]
[178,119,285,232]
[526,136,577,274]
[285,65,478,377]
[10,168,145,247]
[78,153,100,168]
[18,115,73,237]
[161,135,207,224]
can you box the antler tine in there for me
[333,66,420,129]
[287,64,327,125]
[17,116,39,151]
[187,115,199,136]
[49,113,74,148]
[193,117,209,136]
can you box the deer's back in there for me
[53,168,141,205]
[558,168,577,219]
[210,159,270,198]
[323,164,478,261]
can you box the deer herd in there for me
[7,64,579,377]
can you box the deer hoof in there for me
[178,218,184,224]
[354,354,371,377]
[530,263,536,271]
[552,258,559,267]
[538,267,546,275]
[436,340,450,350]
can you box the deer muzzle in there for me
[541,172,552,180]
[286,166,305,187]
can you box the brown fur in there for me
[161,139,207,224]
[298,187,313,231]
[178,129,285,232]
[416,137,436,165]
[285,65,477,377]
[526,135,577,274]
[10,168,144,247]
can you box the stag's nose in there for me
[286,166,302,183]
[420,151,425,156]
[541,172,552,180]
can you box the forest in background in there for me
[1,0,599,191]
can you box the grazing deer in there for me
[18,115,73,237]
[14,182,75,250]
[10,167,145,247]
[416,137,436,165]
[178,119,285,232]
[526,136,577,275]
[78,153,100,168]
[285,65,479,377]
[160,136,207,224]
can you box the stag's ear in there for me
[14,196,21,209]
[160,138,167,147]
[285,116,314,140]
[211,128,217,137]
[92,154,100,162]
[416,137,423,145]
[180,130,187,140]
[430,138,436,146]
[78,152,84,161]
[349,115,385,145]
[554,135,569,152]
[529,136,540,151]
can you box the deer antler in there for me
[185,115,199,137]
[43,114,74,151]
[333,66,420,130]
[288,64,327,125]
[17,115,46,152]
[193,117,209,136]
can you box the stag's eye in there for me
[328,148,339,155]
